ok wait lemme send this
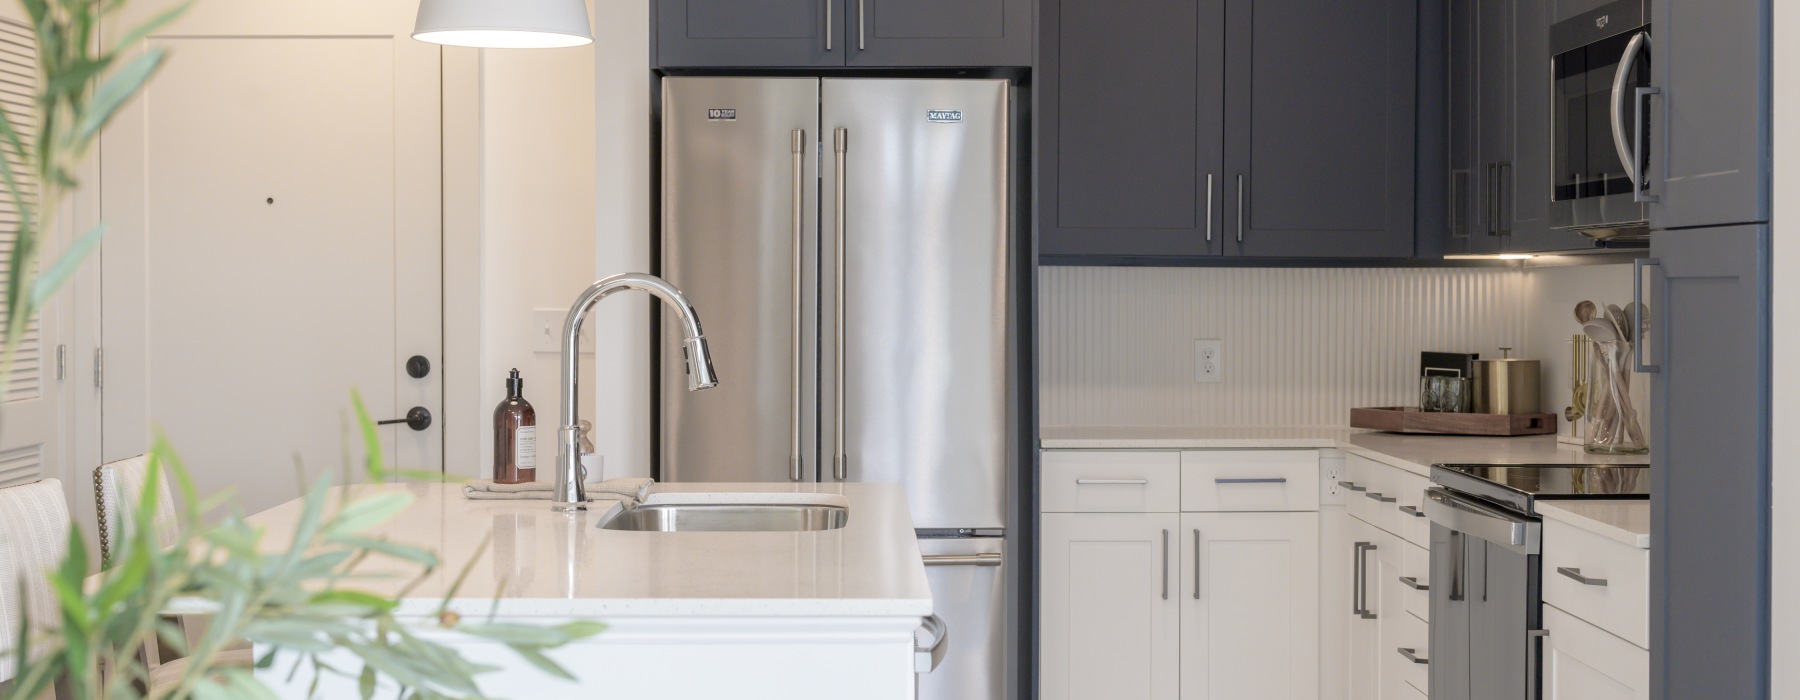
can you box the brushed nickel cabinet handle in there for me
[1193,528,1201,600]
[857,0,866,50]
[1364,491,1398,504]
[1235,174,1246,243]
[1215,477,1287,485]
[1399,576,1429,591]
[1076,478,1148,485]
[1398,505,1425,518]
[1337,481,1367,492]
[1161,529,1170,600]
[1205,173,1214,243]
[824,0,832,50]
[1556,566,1608,586]
[1398,648,1429,665]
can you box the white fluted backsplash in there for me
[1038,266,1532,428]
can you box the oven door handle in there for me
[1610,31,1650,189]
[1423,489,1540,554]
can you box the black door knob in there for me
[377,406,432,431]
[406,355,431,378]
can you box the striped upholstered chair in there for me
[0,478,71,699]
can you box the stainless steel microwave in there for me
[1550,0,1652,240]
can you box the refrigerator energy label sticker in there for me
[927,110,964,123]
[706,109,737,121]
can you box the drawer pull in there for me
[1556,566,1608,587]
[1398,576,1429,591]
[1076,479,1150,485]
[1364,491,1398,504]
[1397,647,1429,665]
[1337,481,1368,492]
[1215,477,1288,485]
[1398,505,1425,518]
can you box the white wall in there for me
[1516,262,1646,443]
[588,0,654,479]
[474,24,599,480]
[1771,0,1796,688]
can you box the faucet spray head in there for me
[683,335,718,391]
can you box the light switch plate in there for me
[534,308,595,354]
[1194,339,1223,383]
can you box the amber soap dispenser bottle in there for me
[493,368,536,484]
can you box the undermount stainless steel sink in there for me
[599,503,849,532]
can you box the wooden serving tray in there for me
[1350,407,1558,437]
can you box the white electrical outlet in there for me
[534,308,595,354]
[1194,339,1223,383]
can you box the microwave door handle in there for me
[1610,31,1650,188]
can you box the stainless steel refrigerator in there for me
[658,76,1012,700]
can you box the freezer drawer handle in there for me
[1364,491,1398,504]
[1398,505,1425,518]
[1076,479,1149,485]
[1556,566,1608,587]
[915,614,949,673]
[1214,477,1287,485]
[922,553,1002,567]
[1397,647,1429,665]
[1398,576,1429,591]
[1337,481,1367,492]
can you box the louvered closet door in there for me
[0,8,63,489]
[98,0,444,515]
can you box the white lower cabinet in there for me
[1541,604,1649,700]
[1040,512,1181,700]
[1179,512,1319,699]
[1330,456,1434,700]
[1347,518,1381,700]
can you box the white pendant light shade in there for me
[413,0,593,48]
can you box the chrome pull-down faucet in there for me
[554,273,717,511]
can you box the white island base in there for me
[243,482,936,699]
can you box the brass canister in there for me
[1472,348,1541,414]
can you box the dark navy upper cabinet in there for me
[655,0,843,68]
[846,0,1033,67]
[1221,0,1417,259]
[1037,0,1223,259]
[655,0,1032,68]
[1645,0,1771,229]
[1040,0,1420,262]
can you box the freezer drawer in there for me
[918,537,1006,700]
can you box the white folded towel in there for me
[462,477,654,505]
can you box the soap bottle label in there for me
[515,426,537,469]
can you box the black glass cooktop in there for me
[1430,463,1649,514]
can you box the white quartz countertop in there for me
[1536,500,1651,549]
[1041,426,1648,478]
[243,482,933,619]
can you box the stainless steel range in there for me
[1424,463,1648,700]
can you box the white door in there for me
[1040,512,1180,700]
[0,4,66,489]
[99,0,443,515]
[1541,605,1648,700]
[1178,512,1319,700]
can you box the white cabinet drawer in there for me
[1042,451,1181,513]
[1401,541,1430,623]
[1392,471,1431,548]
[1180,450,1319,512]
[1542,517,1649,648]
[1543,604,1649,700]
[1391,611,1430,696]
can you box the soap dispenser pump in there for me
[493,368,537,484]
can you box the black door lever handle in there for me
[377,406,432,431]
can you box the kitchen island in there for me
[244,482,935,698]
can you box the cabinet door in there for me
[1374,529,1422,700]
[1319,507,1353,700]
[655,0,845,67]
[1041,513,1181,700]
[1444,0,1490,256]
[1471,0,1512,253]
[1179,512,1319,700]
[1222,0,1417,258]
[845,0,1032,67]
[1542,605,1649,700]
[1037,0,1224,260]
[1503,0,1584,252]
[1647,226,1770,700]
[1348,519,1382,700]
[1646,0,1770,229]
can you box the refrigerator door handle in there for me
[832,127,848,481]
[790,128,806,482]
